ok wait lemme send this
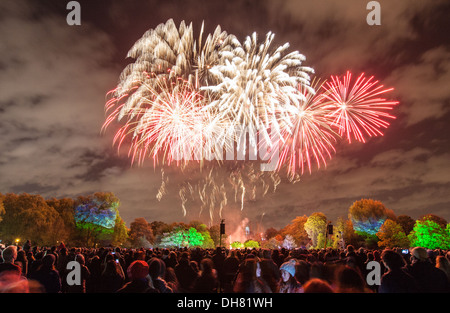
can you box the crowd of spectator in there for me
[0,240,449,293]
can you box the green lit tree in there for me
[159,227,204,248]
[408,219,450,249]
[419,214,447,228]
[304,212,327,248]
[244,239,260,249]
[160,229,184,248]
[186,227,204,248]
[231,241,244,249]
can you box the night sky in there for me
[1,0,449,233]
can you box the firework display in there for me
[102,19,398,220]
[322,71,399,143]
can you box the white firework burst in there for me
[201,31,314,153]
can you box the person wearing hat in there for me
[278,259,302,293]
[117,260,157,293]
[404,247,450,293]
[232,258,272,293]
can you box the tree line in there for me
[1,192,449,250]
[0,192,128,247]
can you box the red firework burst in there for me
[322,71,399,143]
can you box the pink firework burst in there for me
[103,76,211,166]
[323,71,399,143]
[277,80,338,178]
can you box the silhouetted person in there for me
[192,258,218,293]
[28,254,61,293]
[334,265,370,293]
[303,278,334,293]
[222,250,240,292]
[99,260,125,293]
[148,257,173,293]
[233,258,271,293]
[174,252,198,292]
[436,255,450,284]
[260,249,280,293]
[379,249,418,293]
[405,247,450,293]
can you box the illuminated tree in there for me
[282,234,297,249]
[112,215,129,247]
[419,214,447,229]
[244,239,260,249]
[265,227,280,240]
[207,224,222,247]
[129,217,154,247]
[186,227,204,247]
[0,193,5,223]
[0,193,64,246]
[330,217,346,249]
[160,228,185,248]
[149,220,171,246]
[281,215,309,246]
[316,233,326,249]
[349,199,395,236]
[304,212,327,248]
[397,215,415,235]
[159,227,204,248]
[73,192,121,247]
[196,224,215,248]
[408,219,450,250]
[376,219,410,248]
[263,237,282,249]
[342,219,365,248]
[231,241,244,249]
